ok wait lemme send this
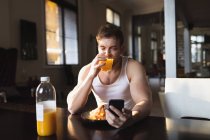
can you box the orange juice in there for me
[37,109,56,136]
[99,58,113,71]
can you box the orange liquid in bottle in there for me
[37,109,56,136]
[99,58,113,71]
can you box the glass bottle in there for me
[36,76,56,136]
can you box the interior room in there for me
[1,0,210,139]
[1,0,210,116]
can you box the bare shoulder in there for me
[127,58,145,72]
[127,58,146,80]
[78,64,91,81]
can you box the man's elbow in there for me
[68,106,78,114]
[67,94,77,114]
[67,99,83,114]
[68,109,77,114]
[133,100,152,116]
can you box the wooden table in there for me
[0,108,210,140]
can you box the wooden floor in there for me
[149,78,164,117]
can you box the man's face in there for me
[97,37,122,59]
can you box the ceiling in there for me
[176,0,210,28]
[98,0,163,14]
[100,0,210,28]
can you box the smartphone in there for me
[108,99,124,116]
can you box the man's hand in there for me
[88,53,106,78]
[105,106,132,128]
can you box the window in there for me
[133,26,142,62]
[151,32,158,64]
[106,8,120,26]
[45,0,78,65]
[191,35,204,63]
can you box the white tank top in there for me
[92,56,135,110]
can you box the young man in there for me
[67,23,152,128]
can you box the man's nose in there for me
[105,49,111,55]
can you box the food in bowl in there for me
[88,105,106,120]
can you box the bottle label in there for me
[36,101,56,121]
[36,104,44,121]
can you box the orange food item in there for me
[99,58,114,71]
[88,105,106,120]
[37,109,56,136]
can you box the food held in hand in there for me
[99,58,113,71]
[88,105,106,120]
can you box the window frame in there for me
[151,31,158,64]
[191,35,204,64]
[106,7,121,27]
[133,26,142,62]
[44,0,79,66]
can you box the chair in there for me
[159,78,210,120]
[0,48,18,103]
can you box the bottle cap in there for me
[40,76,50,82]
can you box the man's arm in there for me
[125,59,153,126]
[105,59,153,128]
[67,65,94,114]
[67,54,106,114]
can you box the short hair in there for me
[96,23,124,46]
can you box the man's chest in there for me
[98,70,121,85]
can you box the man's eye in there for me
[100,47,105,51]
[112,47,118,51]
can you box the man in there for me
[67,23,152,128]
